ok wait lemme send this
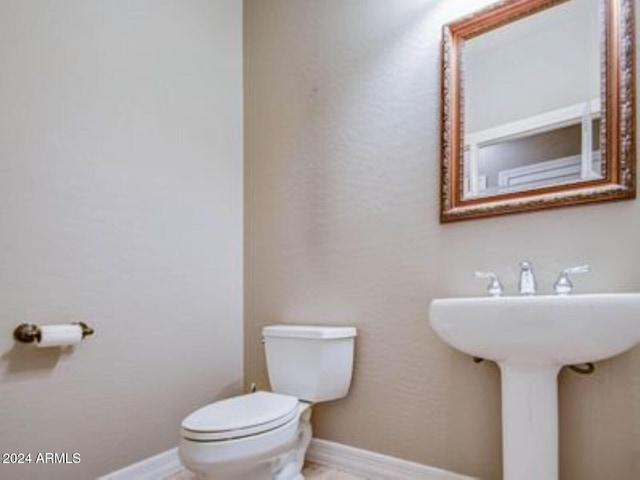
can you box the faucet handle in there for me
[474,271,503,297]
[553,265,590,295]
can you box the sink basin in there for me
[430,293,640,366]
[429,293,640,480]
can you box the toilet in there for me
[178,324,357,480]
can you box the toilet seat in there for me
[180,391,299,441]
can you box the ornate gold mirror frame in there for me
[440,0,636,223]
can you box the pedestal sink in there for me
[429,294,640,480]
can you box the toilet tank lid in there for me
[263,324,357,339]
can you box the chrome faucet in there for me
[518,261,537,295]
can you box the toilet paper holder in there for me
[13,322,94,344]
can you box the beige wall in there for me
[245,1,640,479]
[0,1,243,479]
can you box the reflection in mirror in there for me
[439,0,636,222]
[464,113,603,197]
[463,0,601,199]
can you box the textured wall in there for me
[244,1,640,479]
[0,1,243,479]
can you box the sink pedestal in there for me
[500,364,561,480]
[430,293,640,480]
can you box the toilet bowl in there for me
[179,392,312,480]
[178,325,356,480]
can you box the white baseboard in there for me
[306,438,478,480]
[99,439,477,480]
[97,447,182,480]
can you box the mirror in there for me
[440,0,636,222]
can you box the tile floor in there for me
[167,463,365,479]
[303,463,364,479]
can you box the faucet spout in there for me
[518,261,537,295]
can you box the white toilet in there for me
[178,324,357,480]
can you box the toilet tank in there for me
[262,325,356,403]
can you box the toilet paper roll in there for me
[36,324,83,348]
